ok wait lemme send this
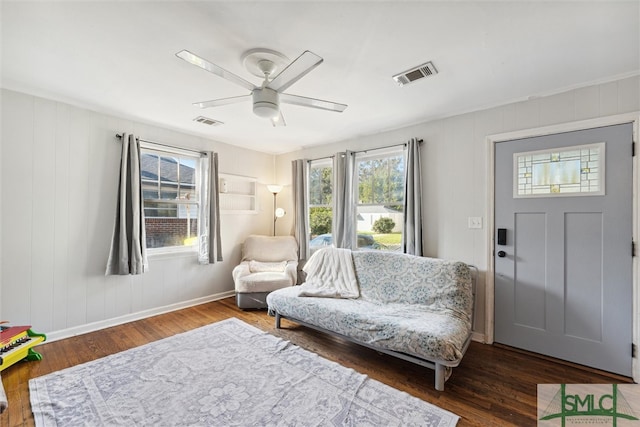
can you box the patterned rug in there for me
[29,318,458,426]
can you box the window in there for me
[308,158,333,241]
[514,143,605,198]
[355,148,405,251]
[307,148,406,254]
[140,145,202,252]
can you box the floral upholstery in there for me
[267,251,473,363]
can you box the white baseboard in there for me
[471,331,486,343]
[45,290,235,343]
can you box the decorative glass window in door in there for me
[513,142,605,198]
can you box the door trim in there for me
[485,112,640,382]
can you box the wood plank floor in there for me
[1,297,632,426]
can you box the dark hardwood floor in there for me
[1,297,632,426]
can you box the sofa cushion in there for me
[267,286,471,362]
[235,272,294,293]
[249,260,287,273]
[352,252,473,325]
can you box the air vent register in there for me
[392,61,438,87]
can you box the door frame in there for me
[485,112,640,382]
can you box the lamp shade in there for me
[275,208,286,218]
[267,185,283,194]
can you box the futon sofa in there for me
[267,250,474,391]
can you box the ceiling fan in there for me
[176,48,348,127]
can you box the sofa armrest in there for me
[284,260,298,285]
[232,262,251,284]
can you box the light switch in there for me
[468,217,483,229]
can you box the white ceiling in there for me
[2,1,639,154]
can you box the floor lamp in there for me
[267,185,285,236]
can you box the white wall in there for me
[0,89,276,338]
[2,76,637,340]
[275,75,640,336]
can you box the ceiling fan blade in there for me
[280,93,347,113]
[176,50,256,92]
[266,51,323,93]
[271,110,286,127]
[194,95,251,109]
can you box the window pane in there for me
[309,206,332,255]
[179,157,198,201]
[357,154,404,205]
[356,205,403,252]
[309,160,332,206]
[356,150,405,251]
[308,159,333,253]
[143,201,178,218]
[160,156,179,200]
[141,153,160,199]
[514,142,605,197]
[309,207,332,240]
[145,215,199,249]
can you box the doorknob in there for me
[497,251,506,258]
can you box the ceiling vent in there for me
[193,116,223,126]
[392,61,438,87]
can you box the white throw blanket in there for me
[298,247,360,298]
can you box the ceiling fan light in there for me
[253,103,279,119]
[252,88,280,119]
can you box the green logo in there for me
[540,384,639,426]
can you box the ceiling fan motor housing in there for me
[252,88,279,118]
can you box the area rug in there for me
[29,317,458,426]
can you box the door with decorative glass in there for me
[494,123,633,376]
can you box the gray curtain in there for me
[292,159,309,260]
[332,151,356,249]
[198,152,223,264]
[401,138,423,255]
[106,134,148,275]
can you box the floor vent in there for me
[392,61,438,87]
[193,116,223,126]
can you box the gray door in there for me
[494,123,633,376]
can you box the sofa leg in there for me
[435,364,446,391]
[275,313,282,329]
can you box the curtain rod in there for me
[307,154,335,163]
[308,139,423,162]
[115,134,207,156]
[355,139,423,155]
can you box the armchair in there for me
[233,235,298,309]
